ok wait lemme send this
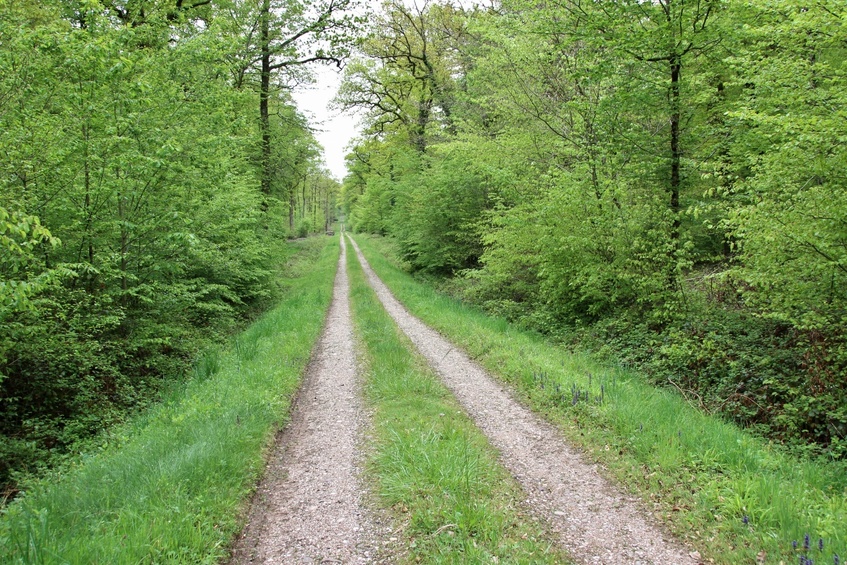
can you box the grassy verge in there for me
[0,236,339,564]
[347,239,569,564]
[353,234,847,565]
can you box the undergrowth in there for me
[0,236,339,564]
[1,234,304,499]
[347,237,568,564]
[353,233,847,565]
[566,293,847,460]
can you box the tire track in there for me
[347,234,698,565]
[230,236,382,565]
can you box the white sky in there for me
[292,64,361,182]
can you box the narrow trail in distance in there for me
[347,234,699,565]
[230,237,384,565]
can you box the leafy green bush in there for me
[390,144,490,274]
[296,217,313,238]
[650,315,847,458]
[562,293,847,459]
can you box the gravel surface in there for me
[348,235,700,565]
[229,237,384,565]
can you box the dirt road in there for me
[346,235,698,565]
[229,234,699,565]
[229,237,383,564]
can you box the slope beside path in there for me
[347,234,699,565]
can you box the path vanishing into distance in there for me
[232,233,699,565]
[230,237,387,564]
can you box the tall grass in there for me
[0,236,340,564]
[353,234,847,565]
[347,240,569,564]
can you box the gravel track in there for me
[347,235,699,565]
[229,237,383,565]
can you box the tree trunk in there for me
[259,0,271,211]
[83,125,96,282]
[289,188,295,230]
[301,175,307,220]
[118,189,128,300]
[414,95,431,153]
[669,55,681,238]
[312,178,318,228]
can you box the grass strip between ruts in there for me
[347,237,569,564]
[0,236,340,565]
[352,233,847,565]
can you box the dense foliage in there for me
[338,0,847,457]
[0,0,351,495]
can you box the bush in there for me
[561,295,847,459]
[296,217,313,238]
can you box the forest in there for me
[337,0,847,460]
[2,2,847,563]
[0,0,349,495]
[2,0,845,503]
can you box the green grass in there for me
[0,236,340,564]
[347,238,569,564]
[352,233,847,565]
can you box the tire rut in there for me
[229,236,384,565]
[347,234,699,565]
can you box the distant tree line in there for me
[338,0,847,458]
